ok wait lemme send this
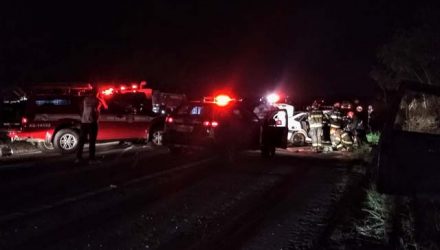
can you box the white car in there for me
[272,104,309,146]
[273,104,331,146]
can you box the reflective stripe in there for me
[310,124,323,128]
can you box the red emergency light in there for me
[203,94,235,107]
[214,94,232,106]
[102,88,114,96]
[99,81,151,97]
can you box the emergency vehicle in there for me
[5,82,164,153]
[163,94,288,158]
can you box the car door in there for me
[262,109,288,149]
[127,93,155,140]
[227,107,261,149]
[377,86,440,194]
[98,97,129,141]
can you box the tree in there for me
[371,9,440,102]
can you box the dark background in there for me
[0,1,431,102]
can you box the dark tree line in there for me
[371,8,440,102]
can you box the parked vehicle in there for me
[163,94,288,158]
[5,82,163,154]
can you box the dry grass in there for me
[356,185,392,243]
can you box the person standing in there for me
[353,105,367,146]
[341,111,355,151]
[329,102,343,151]
[253,98,277,120]
[367,105,374,133]
[308,102,324,152]
[76,86,108,164]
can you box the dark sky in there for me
[0,1,433,101]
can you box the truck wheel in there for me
[291,132,306,146]
[150,129,164,146]
[37,141,55,152]
[54,129,79,154]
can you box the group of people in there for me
[308,101,373,152]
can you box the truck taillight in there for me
[211,121,219,127]
[21,117,28,125]
[166,116,173,123]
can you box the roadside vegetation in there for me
[322,141,440,250]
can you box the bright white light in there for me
[266,93,280,104]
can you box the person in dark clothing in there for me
[367,105,375,133]
[76,87,108,164]
[353,106,368,146]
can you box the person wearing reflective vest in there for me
[341,111,355,150]
[329,102,343,150]
[308,103,324,152]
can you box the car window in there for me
[190,106,203,115]
[176,104,210,116]
[30,96,80,114]
[105,93,152,115]
[35,99,71,106]
[295,113,307,121]
[240,108,260,122]
[394,91,440,135]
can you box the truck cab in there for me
[6,82,162,154]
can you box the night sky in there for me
[0,1,433,101]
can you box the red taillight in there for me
[21,117,28,124]
[203,120,219,128]
[276,120,282,125]
[166,116,173,123]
